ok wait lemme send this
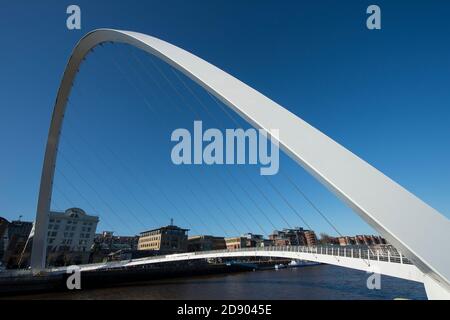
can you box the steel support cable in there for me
[216,171,269,236]
[107,48,157,115]
[75,53,204,234]
[112,45,246,236]
[164,69,276,234]
[176,191,221,236]
[122,147,231,237]
[263,177,313,230]
[206,91,343,237]
[53,185,75,208]
[53,183,115,231]
[281,172,343,237]
[144,53,202,118]
[61,120,200,235]
[136,51,279,234]
[76,45,228,236]
[171,69,295,230]
[56,152,137,234]
[83,48,223,238]
[58,148,148,230]
[60,132,161,228]
[183,186,230,238]
[50,198,63,212]
[222,167,278,232]
[180,82,308,231]
[55,166,134,234]
[125,47,184,114]
[104,144,210,234]
[95,44,325,239]
[200,180,254,233]
[100,46,233,236]
[183,168,243,236]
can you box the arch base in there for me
[424,276,450,300]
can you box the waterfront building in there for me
[188,235,226,252]
[89,231,139,263]
[225,235,274,250]
[318,233,340,245]
[46,208,99,265]
[355,235,386,246]
[94,231,139,251]
[225,237,247,250]
[337,234,387,246]
[138,224,189,253]
[46,208,99,252]
[259,239,275,247]
[269,227,318,247]
[1,218,33,268]
[304,230,318,246]
[242,233,265,247]
[338,236,355,246]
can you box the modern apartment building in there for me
[304,230,318,246]
[269,227,318,247]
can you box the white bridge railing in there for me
[0,245,412,278]
[191,245,412,265]
[124,245,412,267]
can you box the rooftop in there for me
[140,225,189,235]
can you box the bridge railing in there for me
[36,245,412,274]
[193,245,412,265]
[0,245,412,276]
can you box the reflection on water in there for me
[10,265,427,300]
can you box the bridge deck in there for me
[40,246,424,283]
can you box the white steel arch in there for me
[31,29,450,298]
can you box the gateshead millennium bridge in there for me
[27,29,450,299]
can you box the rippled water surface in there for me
[11,264,427,300]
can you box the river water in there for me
[10,264,427,300]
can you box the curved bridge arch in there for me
[31,29,450,297]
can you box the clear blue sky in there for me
[0,0,449,238]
